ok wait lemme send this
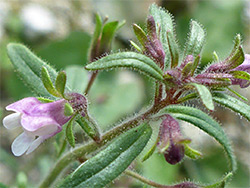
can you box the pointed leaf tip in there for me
[184,20,205,58]
[55,71,67,97]
[41,66,61,97]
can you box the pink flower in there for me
[3,97,71,156]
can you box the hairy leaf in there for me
[89,13,103,61]
[227,46,244,69]
[133,24,147,48]
[41,66,60,97]
[58,123,152,188]
[188,83,214,111]
[85,52,164,81]
[166,31,179,68]
[55,71,67,97]
[230,70,250,81]
[184,20,205,58]
[212,92,250,121]
[184,144,202,159]
[7,43,58,98]
[66,117,76,148]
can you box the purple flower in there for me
[158,114,190,165]
[3,97,71,156]
[196,54,250,88]
[231,54,250,88]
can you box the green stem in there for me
[124,170,169,188]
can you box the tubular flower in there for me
[158,114,190,165]
[3,97,71,156]
[197,54,250,88]
[231,54,250,88]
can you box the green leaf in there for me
[92,14,103,44]
[190,55,200,76]
[149,4,174,68]
[66,117,76,148]
[7,43,58,98]
[212,92,250,121]
[188,83,214,111]
[182,62,193,78]
[58,123,152,188]
[227,87,248,101]
[37,97,54,103]
[55,71,67,97]
[99,20,125,54]
[41,67,60,97]
[229,70,250,81]
[130,40,142,52]
[166,31,179,68]
[64,103,74,116]
[226,46,244,69]
[142,137,159,162]
[159,105,237,172]
[228,34,241,60]
[65,65,88,94]
[85,52,164,81]
[213,51,219,62]
[183,20,205,58]
[89,13,103,61]
[132,24,147,48]
[184,144,202,159]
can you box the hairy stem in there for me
[124,170,197,188]
[124,170,169,188]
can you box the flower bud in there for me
[158,115,189,165]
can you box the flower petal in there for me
[33,124,59,137]
[3,112,22,129]
[23,99,70,126]
[21,115,58,132]
[11,132,35,156]
[6,97,40,113]
[26,136,44,155]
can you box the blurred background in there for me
[0,0,249,187]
